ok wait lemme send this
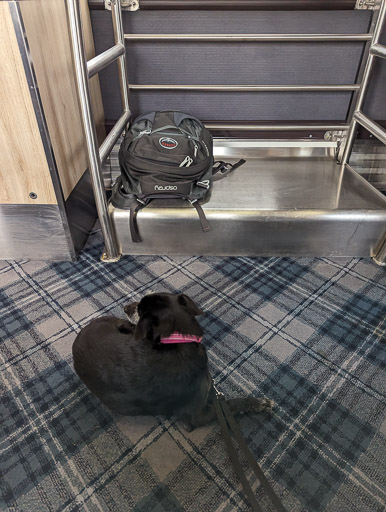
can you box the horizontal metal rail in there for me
[99,110,130,163]
[87,43,125,78]
[129,84,360,92]
[124,33,372,42]
[371,43,386,59]
[204,123,350,131]
[353,111,386,145]
[89,0,358,10]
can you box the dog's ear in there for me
[135,314,174,344]
[178,294,204,316]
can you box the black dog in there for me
[72,293,273,430]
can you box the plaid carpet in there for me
[1,234,385,512]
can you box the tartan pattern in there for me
[1,235,385,512]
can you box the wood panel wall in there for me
[0,3,57,205]
[19,0,106,200]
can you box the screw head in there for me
[29,192,37,199]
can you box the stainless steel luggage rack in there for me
[89,1,368,11]
[71,0,386,263]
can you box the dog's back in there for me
[72,294,210,417]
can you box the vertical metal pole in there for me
[66,0,120,261]
[341,0,386,166]
[111,0,131,114]
[345,7,379,125]
[373,232,386,266]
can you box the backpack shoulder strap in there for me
[190,200,211,232]
[130,199,146,243]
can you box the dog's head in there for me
[124,293,203,345]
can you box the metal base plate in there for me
[110,143,386,257]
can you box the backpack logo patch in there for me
[154,185,178,191]
[159,137,178,150]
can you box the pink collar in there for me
[160,332,203,344]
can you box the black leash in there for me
[212,388,286,512]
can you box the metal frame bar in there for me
[100,110,131,162]
[371,43,386,58]
[124,33,369,109]
[124,33,372,42]
[111,0,131,112]
[345,7,378,124]
[87,43,125,78]
[90,0,358,10]
[204,123,350,131]
[373,233,386,266]
[354,111,386,145]
[341,0,386,166]
[130,84,360,92]
[66,0,131,261]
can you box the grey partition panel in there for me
[89,9,386,123]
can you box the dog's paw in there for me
[181,421,194,433]
[259,397,275,413]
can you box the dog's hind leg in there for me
[226,397,275,415]
[181,397,274,431]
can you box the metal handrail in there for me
[87,43,125,78]
[124,33,372,42]
[204,123,350,131]
[67,0,130,261]
[100,110,131,163]
[129,84,360,92]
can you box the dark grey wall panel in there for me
[127,91,352,121]
[90,9,386,122]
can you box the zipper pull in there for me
[180,156,193,167]
[193,142,198,157]
[134,129,151,140]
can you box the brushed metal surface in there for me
[111,146,386,257]
[0,205,72,261]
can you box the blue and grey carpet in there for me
[1,236,385,511]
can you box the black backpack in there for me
[112,111,244,242]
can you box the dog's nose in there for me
[124,302,138,316]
